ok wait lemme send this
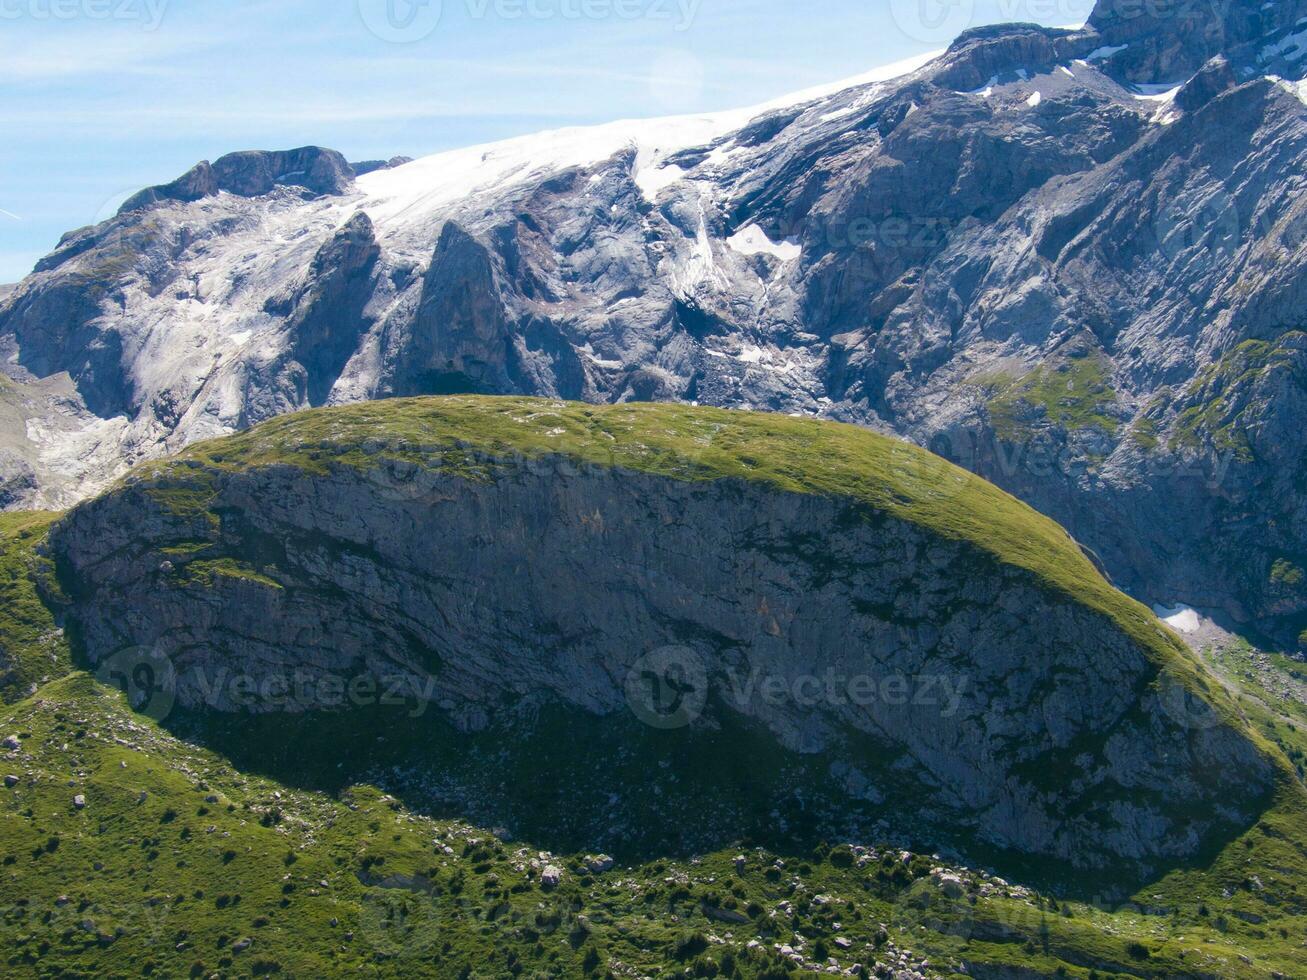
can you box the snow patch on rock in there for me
[1262,26,1307,64]
[1152,603,1202,635]
[634,162,686,202]
[1134,84,1183,101]
[356,49,941,239]
[1087,44,1128,62]
[726,224,801,263]
[961,76,998,97]
[1273,75,1307,105]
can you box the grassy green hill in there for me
[128,395,1239,728]
[0,512,67,704]
[2,397,1306,977]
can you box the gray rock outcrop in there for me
[47,400,1277,880]
[119,146,357,214]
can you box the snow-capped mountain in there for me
[6,0,1307,639]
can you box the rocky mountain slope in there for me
[41,397,1281,885]
[2,397,1306,977]
[6,0,1307,645]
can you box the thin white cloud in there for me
[0,100,591,127]
[0,25,227,81]
[336,54,657,87]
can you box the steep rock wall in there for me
[47,403,1276,876]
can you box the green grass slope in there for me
[0,513,68,704]
[3,395,1305,976]
[2,673,1306,979]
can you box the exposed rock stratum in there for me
[47,397,1278,883]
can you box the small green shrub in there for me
[1272,559,1305,588]
[672,932,709,961]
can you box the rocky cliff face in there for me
[46,398,1277,881]
[118,146,361,214]
[1089,0,1307,82]
[6,0,1307,641]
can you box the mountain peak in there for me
[1087,0,1307,82]
[118,146,356,214]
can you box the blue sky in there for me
[0,0,1094,282]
